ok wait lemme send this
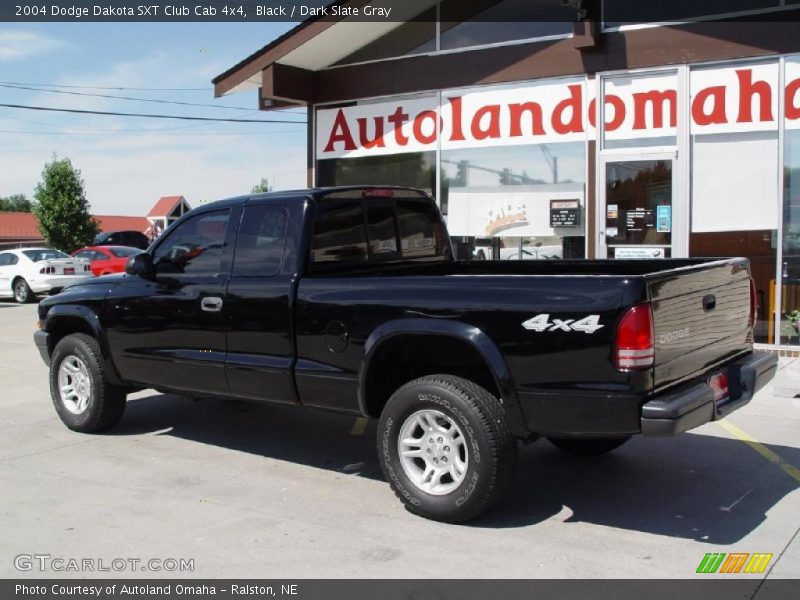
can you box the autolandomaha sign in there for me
[316,62,800,159]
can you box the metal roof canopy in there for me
[212,0,437,98]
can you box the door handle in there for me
[201,296,223,312]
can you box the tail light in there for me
[84,264,91,272]
[708,372,730,402]
[748,277,757,328]
[615,304,654,370]
[39,266,55,274]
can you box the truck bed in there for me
[297,257,752,415]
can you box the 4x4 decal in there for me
[521,314,604,334]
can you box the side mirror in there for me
[125,253,154,279]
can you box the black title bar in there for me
[3,579,800,600]
[3,0,800,23]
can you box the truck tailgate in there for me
[647,259,752,391]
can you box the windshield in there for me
[109,247,141,258]
[22,249,69,262]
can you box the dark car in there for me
[33,186,777,523]
[93,230,149,250]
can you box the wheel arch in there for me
[45,305,124,386]
[358,318,527,437]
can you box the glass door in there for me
[598,153,676,259]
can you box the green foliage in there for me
[32,156,100,253]
[0,193,33,212]
[251,177,272,193]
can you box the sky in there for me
[0,22,307,216]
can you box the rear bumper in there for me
[640,351,778,436]
[33,330,50,366]
[517,351,777,438]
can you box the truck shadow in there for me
[116,393,798,544]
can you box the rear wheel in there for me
[13,278,32,303]
[377,374,517,523]
[547,436,631,456]
[50,333,127,433]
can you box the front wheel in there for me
[50,333,127,433]
[547,436,631,456]
[377,374,517,523]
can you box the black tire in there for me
[377,374,517,523]
[49,333,126,433]
[547,436,631,456]
[13,278,32,304]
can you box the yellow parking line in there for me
[350,417,368,436]
[717,419,800,484]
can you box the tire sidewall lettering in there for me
[381,416,421,506]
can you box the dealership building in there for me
[214,0,800,350]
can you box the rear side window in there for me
[396,199,447,259]
[310,195,447,268]
[311,200,368,264]
[365,200,399,259]
[0,253,18,266]
[232,205,288,277]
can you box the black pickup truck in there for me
[33,186,777,522]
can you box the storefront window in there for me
[690,135,778,344]
[780,57,800,344]
[688,61,780,344]
[316,152,436,196]
[442,143,586,259]
[601,71,678,150]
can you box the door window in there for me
[232,205,288,277]
[0,253,17,266]
[604,159,673,258]
[153,210,230,275]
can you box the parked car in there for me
[93,230,149,250]
[0,248,91,303]
[72,246,142,276]
[33,186,777,522]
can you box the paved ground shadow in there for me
[115,393,799,543]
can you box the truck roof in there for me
[194,186,430,214]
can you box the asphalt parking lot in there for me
[1,301,798,579]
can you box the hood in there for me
[64,273,127,288]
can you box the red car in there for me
[71,246,142,276]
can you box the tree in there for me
[0,194,33,212]
[32,156,99,253]
[251,177,272,193]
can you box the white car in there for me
[0,248,92,303]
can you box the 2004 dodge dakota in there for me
[33,186,777,522]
